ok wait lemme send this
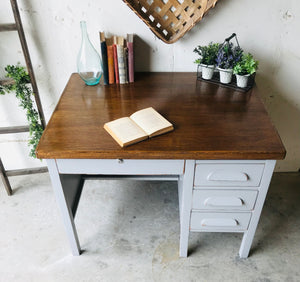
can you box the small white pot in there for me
[236,74,250,88]
[201,64,215,80]
[218,68,233,84]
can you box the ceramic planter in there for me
[200,64,215,80]
[218,68,233,84]
[235,74,250,88]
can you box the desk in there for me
[36,72,285,258]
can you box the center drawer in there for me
[194,163,265,187]
[56,159,185,175]
[192,189,258,211]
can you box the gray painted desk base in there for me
[46,159,276,258]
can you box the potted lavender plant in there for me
[194,42,220,80]
[216,42,243,84]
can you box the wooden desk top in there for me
[36,72,286,160]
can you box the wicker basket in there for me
[123,0,219,44]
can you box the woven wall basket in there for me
[123,0,219,44]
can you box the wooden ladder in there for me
[0,0,47,196]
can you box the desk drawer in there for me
[56,159,185,175]
[192,190,258,211]
[190,211,251,232]
[194,163,264,187]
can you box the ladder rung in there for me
[0,23,17,32]
[0,125,29,134]
[0,78,15,86]
[5,166,48,177]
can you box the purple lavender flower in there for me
[216,42,243,69]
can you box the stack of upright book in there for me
[100,32,134,85]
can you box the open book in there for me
[104,107,174,147]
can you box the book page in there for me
[104,117,147,147]
[130,107,173,137]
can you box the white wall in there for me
[0,0,299,171]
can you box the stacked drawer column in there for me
[179,160,276,258]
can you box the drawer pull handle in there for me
[118,159,124,164]
[201,218,238,227]
[207,170,249,182]
[204,197,243,207]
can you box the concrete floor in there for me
[0,172,299,282]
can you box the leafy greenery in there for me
[193,42,220,65]
[0,64,43,158]
[233,53,259,75]
[216,42,243,69]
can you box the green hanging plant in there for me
[0,64,44,158]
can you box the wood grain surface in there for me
[36,73,286,160]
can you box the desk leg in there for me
[239,160,276,258]
[47,160,82,256]
[178,160,195,257]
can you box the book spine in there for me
[124,47,129,84]
[113,44,119,84]
[117,45,126,84]
[100,41,109,85]
[127,41,134,83]
[107,46,115,84]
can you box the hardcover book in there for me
[100,32,109,85]
[116,36,126,84]
[124,46,129,83]
[127,34,134,83]
[113,36,119,84]
[105,36,115,84]
[104,107,174,147]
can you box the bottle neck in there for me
[80,21,89,42]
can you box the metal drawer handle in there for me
[204,197,243,207]
[118,159,124,164]
[201,218,238,227]
[207,170,249,182]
